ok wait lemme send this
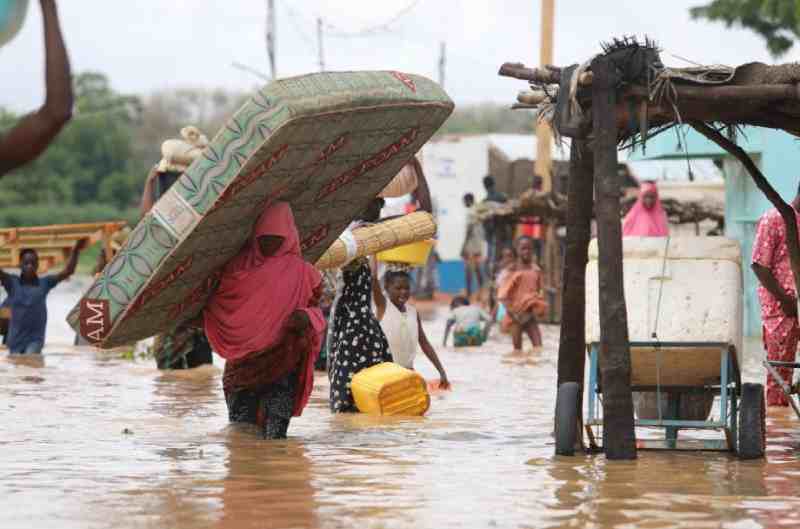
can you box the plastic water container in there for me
[377,240,434,266]
[351,362,430,416]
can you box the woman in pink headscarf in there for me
[204,202,325,439]
[622,181,669,237]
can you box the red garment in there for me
[518,216,542,239]
[763,320,799,407]
[622,182,669,237]
[222,284,323,416]
[753,207,800,406]
[204,202,325,415]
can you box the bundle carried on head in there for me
[157,126,209,173]
[315,211,436,270]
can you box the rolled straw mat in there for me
[315,211,436,270]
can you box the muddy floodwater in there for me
[2,280,800,528]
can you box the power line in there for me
[280,0,318,55]
[231,61,271,82]
[323,0,421,38]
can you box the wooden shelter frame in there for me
[499,44,800,460]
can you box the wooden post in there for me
[536,0,559,321]
[591,55,637,460]
[535,0,555,190]
[555,139,594,449]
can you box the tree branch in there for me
[690,120,800,299]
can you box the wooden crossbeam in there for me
[0,221,127,272]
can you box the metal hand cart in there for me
[556,237,765,459]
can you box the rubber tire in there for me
[555,382,580,456]
[738,383,766,460]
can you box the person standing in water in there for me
[372,264,450,388]
[752,183,800,407]
[140,127,214,370]
[328,198,394,413]
[482,175,509,274]
[497,237,546,353]
[0,240,87,354]
[461,192,484,300]
[0,0,73,176]
[204,202,326,439]
[622,181,669,237]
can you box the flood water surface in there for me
[2,286,800,528]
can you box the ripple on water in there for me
[2,306,800,528]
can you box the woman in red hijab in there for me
[622,181,669,237]
[204,202,325,439]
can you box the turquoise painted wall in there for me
[628,127,800,337]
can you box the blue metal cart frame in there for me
[586,341,741,451]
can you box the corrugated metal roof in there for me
[626,158,723,183]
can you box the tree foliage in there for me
[0,72,248,227]
[438,103,534,135]
[0,70,530,229]
[691,0,800,58]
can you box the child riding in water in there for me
[372,262,450,389]
[443,295,491,347]
[497,237,547,353]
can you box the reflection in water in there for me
[2,306,800,529]
[150,365,221,419]
[217,435,318,529]
[5,353,45,369]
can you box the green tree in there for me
[438,103,535,136]
[691,0,800,58]
[0,72,141,213]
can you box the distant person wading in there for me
[1,240,86,354]
[140,127,214,370]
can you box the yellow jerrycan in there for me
[351,362,430,416]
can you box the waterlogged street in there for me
[2,281,800,529]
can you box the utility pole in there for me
[536,0,555,191]
[266,0,276,79]
[438,41,446,88]
[317,17,325,72]
[537,0,561,323]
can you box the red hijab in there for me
[623,182,669,237]
[204,202,324,362]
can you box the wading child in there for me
[0,240,87,354]
[372,262,450,389]
[497,237,547,353]
[443,296,491,347]
[492,246,516,333]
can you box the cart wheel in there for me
[555,382,580,456]
[738,383,766,460]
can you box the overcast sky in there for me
[1,0,796,112]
